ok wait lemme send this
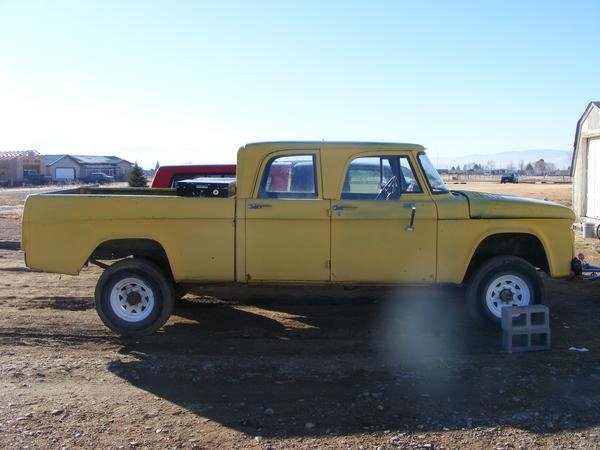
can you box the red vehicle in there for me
[151,164,236,188]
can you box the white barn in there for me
[571,101,600,223]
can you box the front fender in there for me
[437,218,574,283]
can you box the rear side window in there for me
[258,155,318,199]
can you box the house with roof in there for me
[571,102,600,223]
[44,155,132,181]
[0,150,45,185]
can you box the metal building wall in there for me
[573,105,600,220]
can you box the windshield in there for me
[418,153,449,194]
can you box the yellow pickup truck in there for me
[21,142,575,335]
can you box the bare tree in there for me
[525,163,534,175]
[534,159,547,176]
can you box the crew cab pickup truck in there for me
[21,142,575,335]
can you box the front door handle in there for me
[403,202,416,231]
[247,203,272,209]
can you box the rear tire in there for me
[95,258,174,336]
[466,256,544,326]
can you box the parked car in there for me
[23,170,52,186]
[82,173,115,184]
[501,173,519,183]
[151,164,236,188]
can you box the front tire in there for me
[95,258,174,336]
[466,256,544,326]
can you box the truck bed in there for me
[21,187,237,282]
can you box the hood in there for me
[456,191,575,220]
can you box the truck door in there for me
[330,155,437,283]
[245,151,331,282]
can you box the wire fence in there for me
[441,174,572,184]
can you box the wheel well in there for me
[464,233,549,283]
[90,239,173,279]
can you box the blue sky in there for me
[0,0,598,168]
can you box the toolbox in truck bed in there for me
[175,177,236,197]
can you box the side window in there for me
[342,157,393,197]
[258,154,318,199]
[341,156,421,200]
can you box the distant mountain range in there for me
[435,149,572,170]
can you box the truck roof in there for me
[242,141,425,152]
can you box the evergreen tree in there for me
[128,163,148,187]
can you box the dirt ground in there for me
[1,183,599,449]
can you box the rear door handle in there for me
[332,204,357,211]
[247,203,271,209]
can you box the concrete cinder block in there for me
[501,304,549,330]
[502,305,550,352]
